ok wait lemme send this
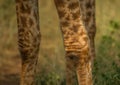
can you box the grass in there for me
[0,0,120,85]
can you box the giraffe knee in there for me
[66,52,80,65]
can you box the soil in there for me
[0,55,21,85]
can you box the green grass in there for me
[0,0,120,85]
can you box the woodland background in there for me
[0,0,120,85]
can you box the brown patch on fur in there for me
[20,16,27,27]
[72,10,80,20]
[20,3,31,14]
[68,2,79,10]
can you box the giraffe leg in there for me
[54,0,93,85]
[86,0,96,61]
[79,0,96,60]
[15,0,40,85]
[78,0,96,84]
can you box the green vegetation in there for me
[0,0,120,85]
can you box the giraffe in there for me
[15,0,96,85]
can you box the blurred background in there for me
[0,0,120,85]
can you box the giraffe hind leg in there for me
[15,0,41,85]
